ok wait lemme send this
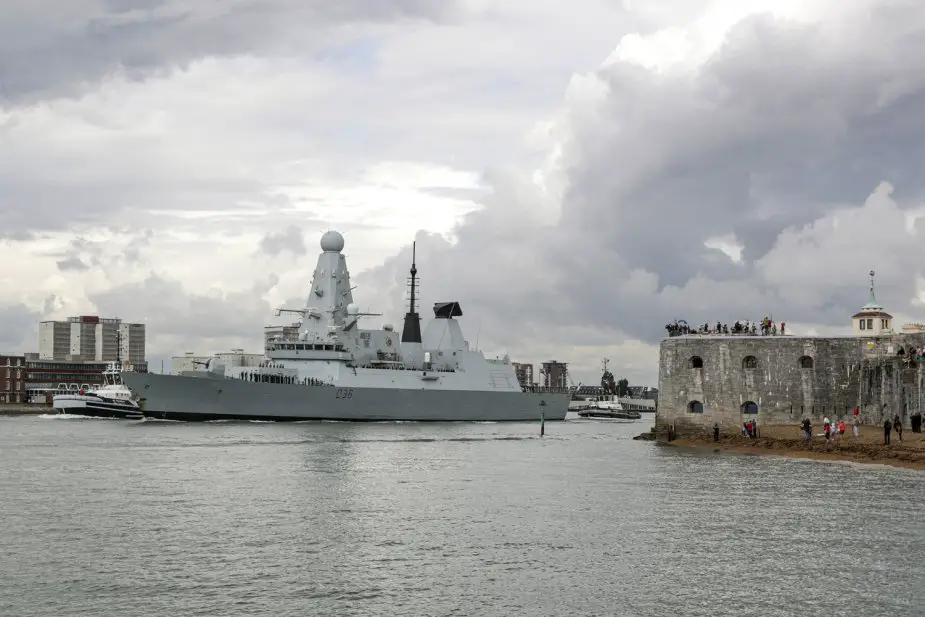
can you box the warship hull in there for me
[122,372,570,422]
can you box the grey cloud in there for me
[359,4,925,382]
[0,303,40,353]
[0,0,464,104]
[46,232,152,272]
[56,256,92,272]
[88,273,280,355]
[258,225,307,257]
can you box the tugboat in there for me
[576,359,642,421]
[53,362,143,419]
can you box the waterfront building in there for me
[171,349,264,375]
[0,354,26,403]
[21,353,149,401]
[264,323,300,355]
[512,362,534,388]
[38,315,146,364]
[541,360,568,389]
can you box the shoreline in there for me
[0,405,53,416]
[664,426,925,471]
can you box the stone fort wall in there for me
[655,333,925,440]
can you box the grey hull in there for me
[122,372,569,422]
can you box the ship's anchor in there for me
[539,400,547,407]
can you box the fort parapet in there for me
[655,334,925,440]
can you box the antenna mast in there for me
[400,240,423,344]
[410,242,417,315]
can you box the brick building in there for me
[0,354,26,403]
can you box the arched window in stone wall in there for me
[689,356,704,369]
[688,400,704,413]
[741,401,759,414]
[799,356,814,369]
[742,355,758,369]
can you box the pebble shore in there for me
[665,424,925,471]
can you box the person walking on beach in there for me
[894,416,903,442]
[713,422,720,442]
[801,418,812,441]
[823,416,831,440]
[852,415,860,438]
[884,418,892,445]
[838,419,845,438]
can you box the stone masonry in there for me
[655,333,925,440]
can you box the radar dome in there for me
[320,230,344,252]
[346,303,360,315]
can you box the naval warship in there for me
[120,230,570,422]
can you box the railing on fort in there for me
[666,329,787,338]
[666,320,786,337]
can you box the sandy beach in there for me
[667,424,925,471]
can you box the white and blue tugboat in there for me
[53,363,143,419]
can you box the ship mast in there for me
[401,241,422,343]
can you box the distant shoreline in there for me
[663,425,925,471]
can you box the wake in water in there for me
[38,413,126,421]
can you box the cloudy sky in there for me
[2,0,925,385]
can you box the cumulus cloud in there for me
[360,0,925,382]
[0,0,462,104]
[89,273,280,355]
[258,225,307,257]
[0,303,41,353]
[3,0,925,385]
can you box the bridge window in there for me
[742,355,758,369]
[741,401,758,414]
[799,356,814,369]
[688,400,704,414]
[689,356,704,369]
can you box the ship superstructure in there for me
[121,231,569,422]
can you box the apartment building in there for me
[511,362,535,388]
[39,315,146,364]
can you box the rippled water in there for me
[1,415,923,617]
